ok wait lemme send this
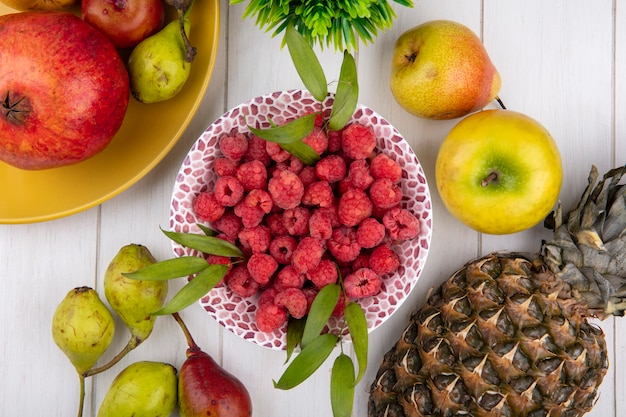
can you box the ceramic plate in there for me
[170,90,433,350]
[0,0,220,224]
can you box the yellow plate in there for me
[0,0,220,224]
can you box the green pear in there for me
[97,361,178,417]
[128,16,192,104]
[389,19,501,120]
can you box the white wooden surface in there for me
[1,1,623,415]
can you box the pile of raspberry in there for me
[192,118,421,333]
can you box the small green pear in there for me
[128,16,193,104]
[52,286,115,375]
[97,361,178,417]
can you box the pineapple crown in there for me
[542,165,626,318]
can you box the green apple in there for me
[390,20,501,120]
[435,109,563,234]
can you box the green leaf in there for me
[285,24,328,101]
[279,142,321,166]
[329,51,358,131]
[123,256,210,281]
[344,302,368,384]
[196,223,217,236]
[330,354,355,417]
[248,113,316,144]
[151,264,228,315]
[302,283,341,347]
[286,317,306,363]
[162,229,243,258]
[273,333,338,390]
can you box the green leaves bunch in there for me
[230,0,414,52]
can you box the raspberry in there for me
[226,265,260,297]
[283,206,311,236]
[236,160,268,191]
[266,141,291,163]
[244,188,273,214]
[382,207,421,241]
[213,157,238,177]
[369,243,400,276]
[268,170,304,210]
[327,226,361,263]
[274,265,306,291]
[219,132,248,161]
[356,217,386,249]
[302,127,328,156]
[336,178,353,195]
[247,253,279,285]
[206,254,232,286]
[212,211,243,239]
[234,200,265,228]
[291,236,325,273]
[347,159,374,190]
[256,303,288,332]
[298,166,318,187]
[274,287,308,319]
[370,153,402,183]
[213,176,245,207]
[337,188,373,227]
[369,178,402,209]
[341,123,376,160]
[275,155,305,174]
[308,210,332,240]
[315,205,341,228]
[301,181,334,208]
[193,191,225,223]
[243,134,273,166]
[344,267,382,299]
[352,252,371,271]
[265,212,289,236]
[315,154,346,183]
[306,259,338,289]
[327,129,343,153]
[238,225,271,254]
[301,286,319,313]
[269,235,298,265]
[258,287,279,308]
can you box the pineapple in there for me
[369,165,626,417]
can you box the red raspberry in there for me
[265,212,289,236]
[291,236,325,274]
[301,181,334,208]
[283,206,311,236]
[382,207,421,241]
[219,132,248,161]
[301,286,319,314]
[274,287,308,319]
[298,166,318,187]
[369,243,400,276]
[327,226,361,263]
[352,252,370,271]
[234,200,265,228]
[258,287,279,308]
[341,123,376,160]
[238,225,271,254]
[302,127,328,156]
[314,205,341,228]
[215,232,236,245]
[276,155,305,175]
[193,191,225,223]
[370,153,402,183]
[308,210,332,240]
[273,265,306,291]
[243,134,273,166]
[315,155,346,183]
[236,160,268,191]
[226,265,260,297]
[344,267,382,299]
[256,303,288,332]
[356,217,386,249]
[337,188,373,227]
[268,170,304,209]
[206,254,232,286]
[269,235,298,265]
[213,157,238,177]
[247,253,279,285]
[266,141,291,163]
[244,188,273,214]
[212,211,243,239]
[370,178,402,209]
[327,129,343,153]
[337,178,353,195]
[347,159,374,190]
[214,176,245,207]
[306,259,338,289]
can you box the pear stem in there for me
[481,172,499,187]
[82,336,141,377]
[172,312,199,350]
[77,373,85,417]
[495,96,507,109]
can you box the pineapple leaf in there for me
[330,354,356,417]
[344,301,368,384]
[151,264,229,315]
[122,256,210,281]
[273,333,338,390]
[329,51,358,131]
[285,24,327,101]
[162,228,243,258]
[285,317,306,363]
[301,283,341,347]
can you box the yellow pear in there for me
[0,0,77,11]
[389,20,501,120]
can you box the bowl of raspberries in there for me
[169,90,432,349]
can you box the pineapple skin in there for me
[368,253,608,417]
